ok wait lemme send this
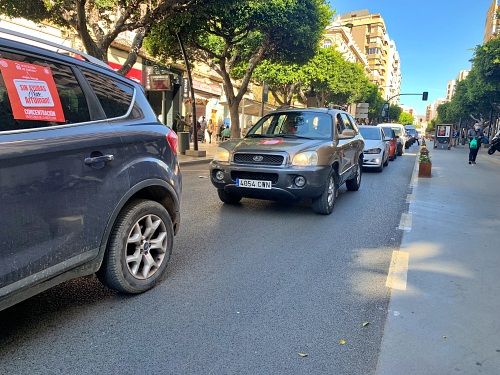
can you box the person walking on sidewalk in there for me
[468,123,484,164]
[207,119,214,143]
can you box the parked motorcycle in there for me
[488,130,500,155]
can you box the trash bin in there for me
[178,132,190,155]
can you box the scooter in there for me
[487,130,500,155]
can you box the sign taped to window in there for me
[0,58,65,122]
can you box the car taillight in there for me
[166,130,178,154]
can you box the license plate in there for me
[236,179,271,189]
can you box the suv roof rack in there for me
[0,27,111,70]
[327,104,347,111]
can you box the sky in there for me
[328,0,492,116]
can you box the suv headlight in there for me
[292,151,318,166]
[214,147,230,162]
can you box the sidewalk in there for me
[177,140,218,165]
[375,144,500,374]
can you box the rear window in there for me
[359,127,381,140]
[381,127,394,137]
[82,70,134,119]
[0,50,91,132]
[392,127,403,137]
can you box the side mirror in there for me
[384,137,391,142]
[338,129,355,139]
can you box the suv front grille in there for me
[231,171,279,184]
[233,153,284,165]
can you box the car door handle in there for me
[84,154,114,165]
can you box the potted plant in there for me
[418,141,432,178]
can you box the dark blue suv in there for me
[0,30,182,311]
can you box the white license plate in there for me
[236,179,271,189]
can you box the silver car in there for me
[210,107,364,215]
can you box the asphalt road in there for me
[0,148,418,375]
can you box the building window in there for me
[323,39,333,48]
[368,48,381,55]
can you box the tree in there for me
[388,104,402,123]
[252,47,369,108]
[0,0,196,75]
[398,111,414,125]
[252,60,303,106]
[356,83,385,124]
[445,37,500,126]
[144,0,332,138]
[296,47,368,107]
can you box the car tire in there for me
[312,171,337,215]
[217,188,242,204]
[346,162,362,191]
[96,199,174,294]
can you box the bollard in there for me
[178,132,190,154]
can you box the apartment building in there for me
[446,70,469,100]
[337,9,402,103]
[484,0,500,43]
[322,20,368,69]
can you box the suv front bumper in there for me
[210,161,331,201]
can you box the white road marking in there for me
[386,251,409,290]
[399,212,412,231]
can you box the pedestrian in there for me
[199,116,207,143]
[221,125,230,140]
[460,128,466,145]
[467,123,484,164]
[184,115,194,142]
[415,130,420,145]
[207,119,214,143]
[452,127,458,147]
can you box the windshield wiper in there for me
[278,134,314,140]
[246,134,272,138]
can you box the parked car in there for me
[404,125,417,147]
[0,29,182,312]
[210,106,365,215]
[379,123,408,156]
[358,125,390,172]
[378,126,398,161]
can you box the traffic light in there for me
[422,91,428,101]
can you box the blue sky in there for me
[329,0,492,116]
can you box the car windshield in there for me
[405,128,416,136]
[359,127,381,140]
[246,111,333,140]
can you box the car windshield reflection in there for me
[246,111,333,140]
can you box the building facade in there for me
[484,0,500,43]
[336,9,402,103]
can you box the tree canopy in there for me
[144,0,332,137]
[0,0,196,74]
[436,37,500,127]
[252,47,370,108]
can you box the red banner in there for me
[108,61,143,84]
[0,58,65,122]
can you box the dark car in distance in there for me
[210,106,364,215]
[0,29,182,311]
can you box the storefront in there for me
[183,77,223,127]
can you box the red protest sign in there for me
[0,58,65,122]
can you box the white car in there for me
[378,123,408,156]
[358,125,390,172]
